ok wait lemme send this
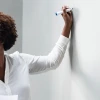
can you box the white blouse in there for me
[0,35,69,100]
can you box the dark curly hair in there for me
[0,12,18,51]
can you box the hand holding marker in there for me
[55,8,73,16]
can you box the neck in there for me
[0,44,4,68]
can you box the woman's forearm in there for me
[62,24,70,38]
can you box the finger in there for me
[61,13,63,16]
[62,6,70,16]
[62,6,68,12]
[67,11,72,16]
[62,5,70,10]
[62,6,68,11]
[68,11,73,21]
[64,5,69,9]
[62,7,67,14]
[70,12,73,21]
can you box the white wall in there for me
[23,0,100,100]
[67,0,100,100]
[0,0,23,53]
[23,0,71,100]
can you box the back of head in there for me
[0,12,18,51]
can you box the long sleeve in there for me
[19,35,70,74]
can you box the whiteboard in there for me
[68,0,100,100]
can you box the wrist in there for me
[62,24,70,38]
[64,24,70,34]
[64,23,70,29]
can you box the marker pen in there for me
[55,8,73,16]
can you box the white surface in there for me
[23,0,100,100]
[23,0,71,100]
[0,95,18,100]
[67,0,100,100]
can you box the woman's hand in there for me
[61,6,73,38]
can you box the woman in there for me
[0,6,72,100]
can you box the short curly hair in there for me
[0,12,18,51]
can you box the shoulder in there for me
[5,51,36,65]
[5,51,26,64]
[7,51,20,59]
